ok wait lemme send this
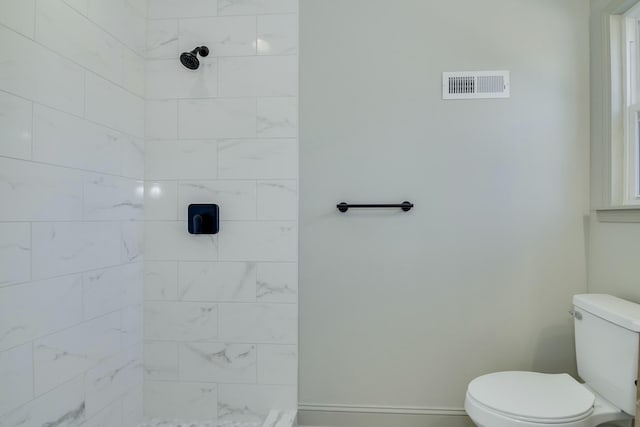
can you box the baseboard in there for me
[297,404,473,427]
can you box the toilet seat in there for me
[465,371,595,425]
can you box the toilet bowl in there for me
[464,371,632,427]
[464,294,640,427]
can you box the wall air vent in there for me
[442,70,510,100]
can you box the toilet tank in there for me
[573,294,640,415]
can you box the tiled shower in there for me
[0,0,299,426]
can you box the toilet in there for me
[465,294,640,427]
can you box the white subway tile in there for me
[83,263,144,320]
[83,175,144,221]
[0,344,33,416]
[0,157,84,222]
[179,98,256,139]
[80,400,122,427]
[121,221,144,263]
[121,136,145,180]
[256,263,297,303]
[0,223,30,287]
[121,264,145,308]
[145,181,178,220]
[146,19,179,59]
[178,181,256,221]
[145,100,178,140]
[121,304,144,348]
[144,381,217,420]
[122,48,146,98]
[146,140,218,180]
[0,26,84,115]
[145,221,218,261]
[218,0,297,16]
[84,344,143,417]
[147,59,218,100]
[257,180,297,221]
[144,301,218,341]
[87,0,147,54]
[0,377,86,427]
[121,383,144,427]
[218,303,297,344]
[218,139,297,180]
[179,343,256,383]
[85,73,144,138]
[219,56,297,97]
[218,221,297,262]
[179,16,256,57]
[257,345,296,385]
[32,222,121,279]
[63,0,88,15]
[178,262,257,302]
[144,261,178,300]
[33,105,122,175]
[0,91,32,160]
[144,341,178,380]
[34,312,121,395]
[148,0,218,19]
[217,384,296,424]
[257,97,297,138]
[0,0,35,38]
[257,15,297,55]
[0,275,82,352]
[35,0,124,85]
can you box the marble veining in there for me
[0,223,30,286]
[144,302,218,341]
[180,343,256,383]
[256,281,296,301]
[217,402,262,425]
[256,114,295,137]
[179,262,257,302]
[138,419,261,427]
[261,410,296,427]
[83,175,143,221]
[42,401,85,427]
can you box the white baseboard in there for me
[299,403,466,416]
[297,403,472,427]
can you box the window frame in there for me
[617,4,640,205]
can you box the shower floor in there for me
[139,420,261,427]
[138,410,297,427]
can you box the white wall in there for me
[299,1,590,425]
[0,0,146,426]
[143,0,299,423]
[588,0,640,303]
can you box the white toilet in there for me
[465,294,640,427]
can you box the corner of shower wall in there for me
[142,0,300,425]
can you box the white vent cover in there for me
[442,70,510,99]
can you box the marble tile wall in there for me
[0,1,146,426]
[144,0,299,424]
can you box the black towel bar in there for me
[336,201,414,213]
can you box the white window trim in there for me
[598,2,640,221]
[610,5,640,207]
[622,7,640,205]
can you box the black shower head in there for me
[180,46,209,70]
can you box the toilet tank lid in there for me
[573,294,640,332]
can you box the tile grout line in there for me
[0,21,145,102]
[0,87,144,141]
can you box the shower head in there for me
[180,46,209,70]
